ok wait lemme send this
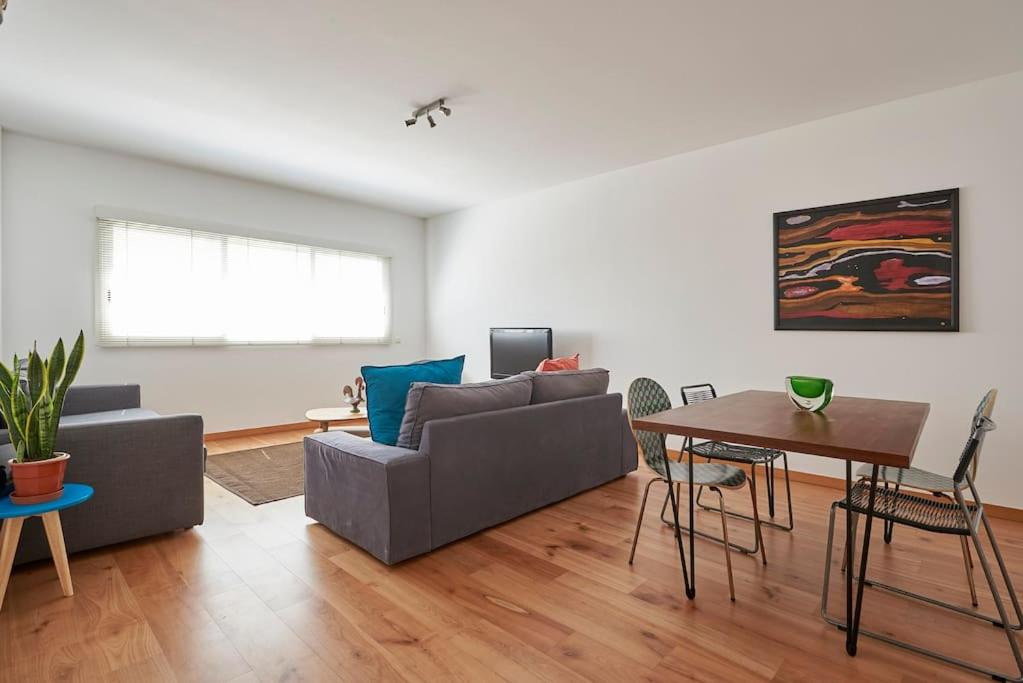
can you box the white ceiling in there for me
[2,1,1023,217]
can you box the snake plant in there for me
[0,332,85,463]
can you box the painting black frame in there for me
[773,188,959,332]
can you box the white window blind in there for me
[96,218,391,346]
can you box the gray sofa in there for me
[304,369,638,564]
[1,384,205,565]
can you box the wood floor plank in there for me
[0,429,1015,682]
[133,585,252,683]
[276,596,407,683]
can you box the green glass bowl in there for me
[785,376,834,412]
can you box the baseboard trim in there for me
[665,448,1023,523]
[204,421,312,441]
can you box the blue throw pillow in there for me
[361,356,465,446]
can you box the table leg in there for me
[320,421,330,433]
[847,464,879,656]
[660,442,692,599]
[687,435,696,599]
[845,461,852,643]
[0,517,25,611]
[42,512,73,597]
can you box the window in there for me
[96,218,391,346]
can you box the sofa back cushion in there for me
[397,374,533,449]
[525,368,610,404]
[362,356,465,446]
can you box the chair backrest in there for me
[680,383,717,405]
[627,378,671,476]
[965,388,998,480]
[953,389,998,484]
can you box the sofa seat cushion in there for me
[59,408,160,426]
[397,374,533,449]
[362,356,465,446]
[525,368,610,404]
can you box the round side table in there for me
[304,407,370,435]
[0,483,93,611]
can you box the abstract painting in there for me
[775,189,958,331]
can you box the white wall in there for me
[1,133,426,432]
[427,70,1023,507]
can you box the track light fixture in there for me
[404,97,451,129]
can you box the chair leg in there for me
[965,510,1023,677]
[748,468,767,565]
[821,487,1023,681]
[960,535,979,608]
[696,457,794,532]
[713,488,736,601]
[979,510,1023,630]
[840,511,860,574]
[766,457,776,518]
[661,483,762,556]
[883,483,899,544]
[629,477,658,564]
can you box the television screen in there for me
[490,328,553,378]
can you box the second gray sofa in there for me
[304,369,638,564]
[1,384,205,565]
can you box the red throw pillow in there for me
[536,354,580,372]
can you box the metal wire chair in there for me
[627,378,765,600]
[821,390,1023,681]
[673,384,794,537]
[850,389,997,606]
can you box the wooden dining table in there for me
[630,389,930,657]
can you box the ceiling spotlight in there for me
[404,97,451,129]
[0,0,7,26]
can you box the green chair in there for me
[627,377,766,601]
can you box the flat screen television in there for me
[490,327,553,379]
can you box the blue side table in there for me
[0,483,93,610]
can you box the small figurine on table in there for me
[342,377,365,414]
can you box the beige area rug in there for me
[205,442,305,505]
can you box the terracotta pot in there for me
[8,452,70,504]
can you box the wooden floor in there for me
[1,427,1020,682]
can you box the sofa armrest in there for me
[621,408,639,475]
[62,384,142,416]
[305,430,422,467]
[15,413,205,564]
[303,431,430,564]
